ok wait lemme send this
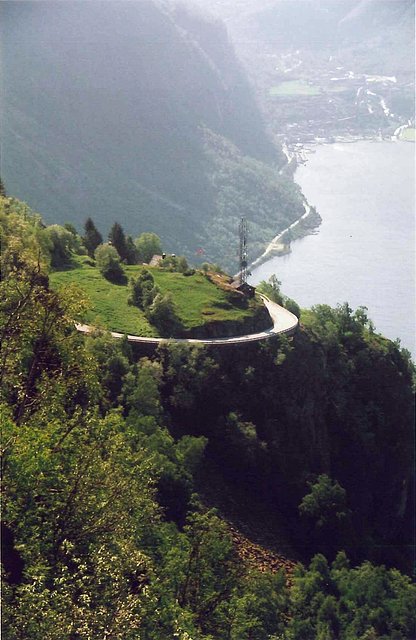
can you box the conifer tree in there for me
[83,217,103,257]
[0,177,6,197]
[109,222,129,262]
[126,235,139,264]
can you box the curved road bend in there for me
[75,296,298,346]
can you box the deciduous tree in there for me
[135,232,162,264]
[95,243,126,283]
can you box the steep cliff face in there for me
[1,1,294,267]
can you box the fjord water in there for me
[251,141,415,355]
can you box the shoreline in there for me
[249,130,414,276]
[248,202,320,273]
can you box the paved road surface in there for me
[75,296,298,345]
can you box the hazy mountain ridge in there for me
[2,0,302,268]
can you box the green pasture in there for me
[50,261,255,336]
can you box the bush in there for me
[146,292,183,337]
[46,224,77,268]
[256,275,284,305]
[285,297,301,319]
[200,262,224,274]
[95,244,126,283]
[135,232,162,264]
[161,255,195,274]
[128,269,159,309]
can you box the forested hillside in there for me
[2,195,415,638]
[0,0,304,271]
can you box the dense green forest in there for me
[1,194,415,638]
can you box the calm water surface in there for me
[251,140,415,356]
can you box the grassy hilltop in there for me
[50,257,270,339]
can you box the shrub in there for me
[46,224,77,268]
[128,269,159,309]
[285,297,301,319]
[95,244,126,283]
[135,232,162,264]
[146,292,183,337]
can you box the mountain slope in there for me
[1,0,301,270]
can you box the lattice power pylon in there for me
[239,217,248,286]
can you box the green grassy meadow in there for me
[269,80,321,97]
[50,261,258,336]
[400,127,415,141]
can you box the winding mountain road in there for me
[75,296,298,346]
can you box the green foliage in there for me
[155,301,414,570]
[63,222,77,236]
[146,292,184,337]
[122,356,164,420]
[50,263,157,337]
[299,474,349,528]
[2,408,160,639]
[2,196,415,637]
[0,200,94,424]
[286,553,416,640]
[285,297,301,319]
[109,221,129,262]
[305,302,376,348]
[128,268,159,310]
[257,275,284,305]
[45,224,77,268]
[157,342,219,421]
[135,232,162,264]
[161,254,191,274]
[0,196,51,273]
[94,243,126,284]
[82,217,102,258]
[125,234,139,264]
[50,262,264,337]
[201,129,304,272]
[229,570,288,640]
[257,277,301,318]
[201,262,224,274]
